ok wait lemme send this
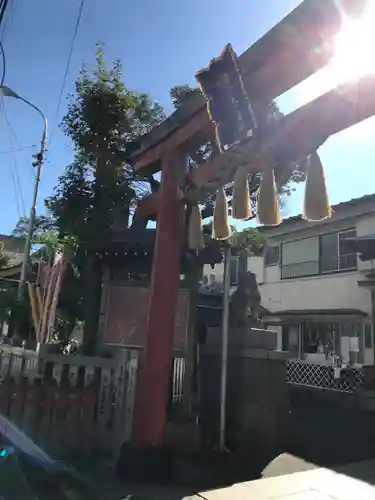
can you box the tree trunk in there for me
[82,253,102,354]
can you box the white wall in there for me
[202,209,375,364]
[203,212,375,314]
[258,271,372,315]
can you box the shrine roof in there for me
[90,228,224,265]
[127,0,341,166]
[96,228,157,252]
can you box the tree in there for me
[231,227,265,257]
[45,44,165,352]
[0,242,10,270]
[12,214,60,263]
[170,84,201,109]
[12,215,56,242]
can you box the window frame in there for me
[280,228,358,280]
[319,228,357,274]
[264,245,280,267]
[280,236,320,280]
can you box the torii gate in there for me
[128,0,374,451]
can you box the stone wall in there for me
[199,328,290,467]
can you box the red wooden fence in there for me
[0,380,97,457]
[0,346,139,459]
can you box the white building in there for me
[203,194,375,374]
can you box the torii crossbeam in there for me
[127,0,374,451]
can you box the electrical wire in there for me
[3,107,23,149]
[0,40,5,85]
[1,96,26,216]
[0,145,35,155]
[0,0,19,43]
[0,0,9,28]
[0,0,14,86]
[48,0,85,150]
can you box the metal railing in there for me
[171,357,185,405]
[281,254,357,279]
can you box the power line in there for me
[0,145,36,154]
[0,0,18,86]
[0,40,5,85]
[0,0,10,28]
[0,0,19,43]
[0,0,10,86]
[1,96,26,216]
[49,0,85,150]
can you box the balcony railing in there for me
[281,254,357,280]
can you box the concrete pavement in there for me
[81,456,375,499]
[190,461,375,500]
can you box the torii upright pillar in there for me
[132,151,184,449]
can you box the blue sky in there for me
[0,0,375,234]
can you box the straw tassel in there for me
[303,151,332,221]
[188,204,205,250]
[232,165,252,220]
[35,285,43,319]
[257,168,280,226]
[213,187,232,240]
[27,282,40,333]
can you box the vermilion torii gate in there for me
[128,0,374,451]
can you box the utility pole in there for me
[0,86,47,299]
[18,148,46,299]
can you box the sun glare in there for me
[332,8,375,81]
[297,5,375,103]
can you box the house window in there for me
[281,237,319,279]
[280,229,357,279]
[300,322,341,356]
[365,324,372,349]
[230,255,247,285]
[283,321,364,364]
[320,229,357,273]
[264,246,280,266]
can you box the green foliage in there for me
[47,43,165,243]
[170,84,200,108]
[0,243,10,270]
[12,215,61,262]
[231,228,265,257]
[0,286,33,341]
[12,215,56,242]
[0,285,17,323]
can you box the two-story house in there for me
[203,194,375,390]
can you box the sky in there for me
[0,0,375,234]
